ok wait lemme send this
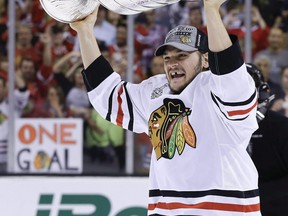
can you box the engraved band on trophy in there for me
[39,0,190,23]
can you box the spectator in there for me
[251,110,288,215]
[273,0,288,48]
[110,52,127,80]
[19,57,56,117]
[39,23,72,66]
[52,51,91,148]
[185,6,207,33]
[94,6,117,46]
[0,0,7,56]
[65,67,90,117]
[85,108,125,172]
[134,131,151,175]
[253,54,285,103]
[15,25,41,68]
[52,50,82,95]
[0,65,29,173]
[106,10,126,26]
[28,23,74,101]
[253,0,284,27]
[109,21,144,83]
[0,55,7,75]
[135,10,169,70]
[74,5,116,52]
[254,27,288,85]
[222,2,244,29]
[226,5,269,58]
[39,85,73,118]
[108,121,125,172]
[145,55,165,78]
[17,0,46,33]
[274,0,288,31]
[18,57,40,98]
[271,65,288,117]
[85,109,116,165]
[152,6,172,30]
[168,1,200,28]
[16,0,34,27]
[108,22,128,58]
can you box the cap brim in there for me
[154,42,198,56]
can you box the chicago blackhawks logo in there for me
[148,98,196,160]
[180,35,191,44]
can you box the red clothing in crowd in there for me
[228,26,270,58]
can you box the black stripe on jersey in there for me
[210,92,248,121]
[211,90,257,107]
[149,189,259,199]
[105,85,117,121]
[208,35,244,75]
[123,82,134,131]
[81,55,114,91]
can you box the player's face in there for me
[163,47,205,94]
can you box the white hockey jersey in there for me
[0,88,30,163]
[82,38,261,216]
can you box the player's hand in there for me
[39,33,52,46]
[203,0,228,10]
[69,3,100,33]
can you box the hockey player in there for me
[70,0,261,215]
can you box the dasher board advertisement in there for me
[14,118,83,173]
[0,176,148,216]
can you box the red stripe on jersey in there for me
[116,85,124,127]
[227,100,258,117]
[148,201,260,213]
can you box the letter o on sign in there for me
[18,124,36,144]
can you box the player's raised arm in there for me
[204,0,232,52]
[69,4,101,69]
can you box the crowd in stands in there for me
[1,0,288,174]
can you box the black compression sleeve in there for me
[208,35,244,75]
[81,55,114,91]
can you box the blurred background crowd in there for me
[1,0,288,175]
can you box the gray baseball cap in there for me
[155,25,209,56]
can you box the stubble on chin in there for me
[169,82,187,94]
[166,55,204,94]
[169,71,201,94]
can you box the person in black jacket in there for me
[247,63,288,216]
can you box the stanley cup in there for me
[39,0,182,23]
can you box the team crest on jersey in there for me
[148,98,197,160]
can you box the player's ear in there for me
[201,52,209,70]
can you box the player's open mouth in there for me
[171,71,185,79]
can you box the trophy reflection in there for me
[39,0,186,23]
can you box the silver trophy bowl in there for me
[39,0,182,23]
[39,0,101,23]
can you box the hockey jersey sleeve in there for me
[14,87,30,117]
[82,56,150,134]
[207,35,258,138]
